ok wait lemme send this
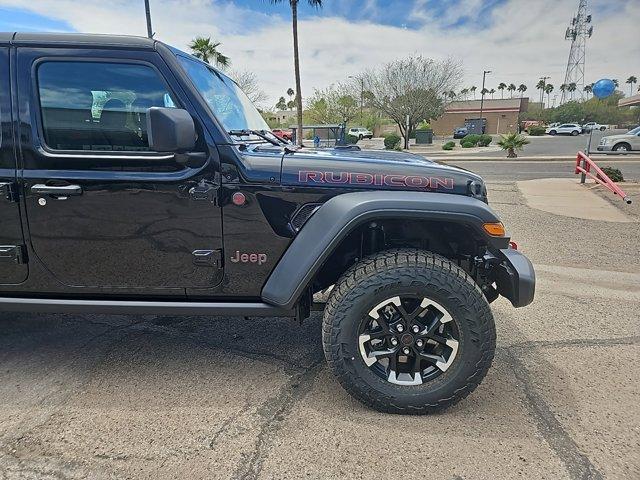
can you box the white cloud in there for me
[2,0,639,107]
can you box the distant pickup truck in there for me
[582,122,608,132]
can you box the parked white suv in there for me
[582,122,608,132]
[546,123,582,136]
[348,127,373,140]
[597,126,640,152]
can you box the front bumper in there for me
[494,248,536,307]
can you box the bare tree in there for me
[306,83,359,124]
[362,55,462,149]
[229,70,268,107]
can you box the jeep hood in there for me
[281,147,483,196]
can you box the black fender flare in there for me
[261,191,506,309]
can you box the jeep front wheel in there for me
[322,249,496,414]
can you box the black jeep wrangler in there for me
[0,33,534,413]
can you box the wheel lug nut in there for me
[402,347,411,355]
[390,338,398,346]
[416,339,424,347]
[396,325,404,332]
[412,325,420,333]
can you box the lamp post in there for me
[144,0,153,38]
[479,70,491,134]
[348,75,365,123]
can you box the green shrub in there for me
[345,134,358,145]
[442,141,455,151]
[528,125,546,136]
[478,134,492,147]
[460,133,481,146]
[384,133,401,150]
[416,120,432,131]
[461,140,475,148]
[599,166,624,182]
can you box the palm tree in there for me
[481,88,489,97]
[276,96,287,111]
[498,82,507,99]
[489,88,496,99]
[460,88,469,100]
[517,84,527,98]
[189,37,230,68]
[286,87,295,103]
[568,82,577,100]
[583,83,593,99]
[612,79,619,88]
[626,76,638,96]
[448,90,457,100]
[535,79,546,101]
[507,83,516,98]
[270,0,323,145]
[470,86,477,99]
[544,84,554,107]
[498,132,530,158]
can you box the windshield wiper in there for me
[228,129,283,146]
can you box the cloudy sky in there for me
[1,0,638,107]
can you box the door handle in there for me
[31,184,83,196]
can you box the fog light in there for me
[483,222,506,236]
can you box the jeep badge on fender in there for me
[230,251,267,265]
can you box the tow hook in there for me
[474,252,501,303]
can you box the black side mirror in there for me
[147,107,196,153]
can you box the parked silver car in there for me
[597,126,640,152]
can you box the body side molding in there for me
[261,190,504,309]
[0,297,295,317]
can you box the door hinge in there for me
[187,181,218,204]
[0,182,19,202]
[0,245,27,264]
[192,249,223,268]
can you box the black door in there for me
[17,47,222,296]
[0,47,28,285]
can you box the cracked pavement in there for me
[1,180,639,479]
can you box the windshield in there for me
[177,55,269,134]
[628,126,640,135]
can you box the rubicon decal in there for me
[298,170,454,190]
[230,251,268,265]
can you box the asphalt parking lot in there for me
[1,179,639,479]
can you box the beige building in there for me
[265,109,297,125]
[431,98,529,135]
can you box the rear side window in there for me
[37,61,176,152]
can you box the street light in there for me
[348,75,365,122]
[479,70,491,134]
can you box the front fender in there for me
[261,191,507,309]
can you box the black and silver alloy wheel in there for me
[358,295,459,386]
[323,249,496,414]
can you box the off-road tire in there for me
[322,249,496,414]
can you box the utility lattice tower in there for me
[561,0,593,104]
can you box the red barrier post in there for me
[575,151,632,204]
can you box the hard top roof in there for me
[0,32,156,49]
